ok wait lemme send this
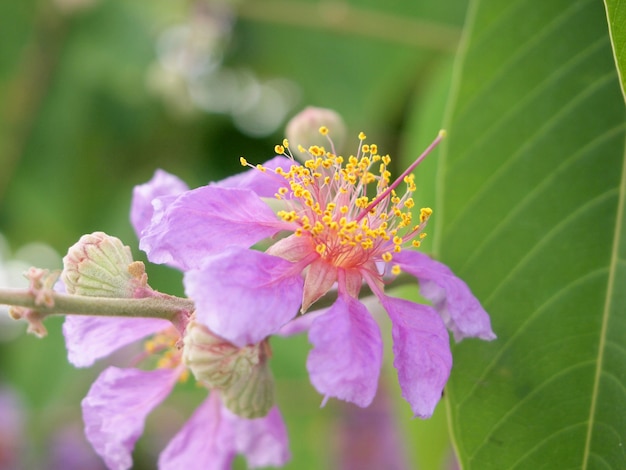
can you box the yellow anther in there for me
[283,138,289,148]
[315,244,326,255]
[382,155,391,165]
[362,144,370,153]
[277,210,298,222]
[420,232,428,239]
[412,240,421,248]
[319,126,329,135]
[393,245,402,253]
[393,236,403,245]
[370,144,378,154]
[256,164,266,172]
[295,228,303,237]
[355,196,369,208]
[361,239,374,250]
[278,187,288,195]
[178,369,190,383]
[240,157,248,166]
[382,252,393,262]
[312,221,324,235]
[358,132,366,140]
[420,207,433,222]
[391,265,401,275]
[340,206,348,214]
[309,145,324,156]
[404,198,415,208]
[275,145,285,154]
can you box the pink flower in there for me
[135,130,495,418]
[62,222,290,469]
[63,315,290,470]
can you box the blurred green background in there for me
[0,0,463,468]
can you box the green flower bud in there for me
[62,232,149,298]
[183,320,274,418]
[221,344,274,419]
[183,320,259,389]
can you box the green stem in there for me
[0,288,195,322]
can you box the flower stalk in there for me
[1,287,194,322]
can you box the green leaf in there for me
[439,0,626,468]
[604,0,626,103]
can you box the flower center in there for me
[143,326,187,379]
[242,128,445,271]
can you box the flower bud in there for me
[183,320,274,418]
[62,232,149,298]
[221,343,274,419]
[183,320,259,389]
[286,106,346,161]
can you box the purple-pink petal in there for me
[213,156,295,198]
[159,393,290,470]
[184,247,304,347]
[277,308,328,337]
[380,295,452,418]
[306,294,382,408]
[139,186,292,271]
[130,169,189,238]
[82,366,180,470]
[63,316,171,368]
[394,250,496,342]
[226,405,291,468]
[159,392,236,470]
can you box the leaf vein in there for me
[446,70,618,236]
[469,361,596,460]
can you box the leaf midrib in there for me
[581,132,626,469]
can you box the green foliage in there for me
[605,0,626,102]
[1,0,625,468]
[440,0,626,468]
